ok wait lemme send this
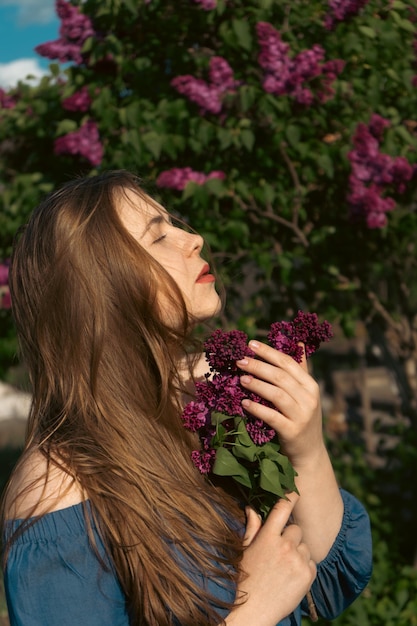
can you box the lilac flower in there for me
[35,0,95,65]
[204,329,254,373]
[211,374,246,417]
[193,0,217,10]
[191,449,216,474]
[62,86,92,112]
[171,76,223,114]
[0,262,9,286]
[324,0,370,30]
[181,401,210,432]
[193,379,216,410]
[268,311,333,362]
[348,180,395,229]
[368,114,391,140]
[0,88,16,109]
[54,119,103,167]
[246,418,276,445]
[0,288,11,310]
[256,22,344,106]
[156,167,225,191]
[347,114,414,227]
[209,57,239,91]
[171,56,237,115]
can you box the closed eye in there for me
[152,233,167,244]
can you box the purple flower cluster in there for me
[62,86,92,112]
[35,0,95,65]
[193,0,217,9]
[54,119,103,167]
[324,0,370,30]
[182,313,332,475]
[156,167,225,191]
[204,329,254,372]
[256,22,345,106]
[0,262,11,310]
[0,88,16,110]
[268,311,333,362]
[348,114,415,228]
[171,56,238,114]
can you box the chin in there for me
[189,296,222,323]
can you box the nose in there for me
[182,231,204,256]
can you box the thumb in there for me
[243,506,262,546]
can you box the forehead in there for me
[117,188,166,241]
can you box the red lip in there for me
[196,263,215,283]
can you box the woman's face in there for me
[118,189,221,321]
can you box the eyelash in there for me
[153,234,167,244]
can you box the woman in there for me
[1,170,372,626]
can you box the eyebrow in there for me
[141,213,170,238]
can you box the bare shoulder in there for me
[4,448,85,520]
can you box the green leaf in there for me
[240,129,255,152]
[317,153,334,178]
[358,26,377,39]
[232,419,258,462]
[212,447,252,488]
[259,458,286,497]
[232,18,252,51]
[204,178,227,197]
[55,119,78,135]
[211,411,232,426]
[142,131,163,159]
[285,125,300,149]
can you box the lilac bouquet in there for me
[182,311,333,517]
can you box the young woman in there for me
[1,170,372,626]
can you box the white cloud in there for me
[0,58,48,89]
[0,0,56,25]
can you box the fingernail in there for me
[236,358,249,366]
[240,375,252,385]
[249,340,260,349]
[242,399,251,407]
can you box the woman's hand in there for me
[225,494,316,626]
[237,340,344,563]
[237,340,324,467]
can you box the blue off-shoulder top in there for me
[2,489,372,626]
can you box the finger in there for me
[243,506,262,546]
[245,340,310,385]
[264,493,299,533]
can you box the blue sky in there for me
[0,0,59,88]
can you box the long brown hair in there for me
[2,171,244,625]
